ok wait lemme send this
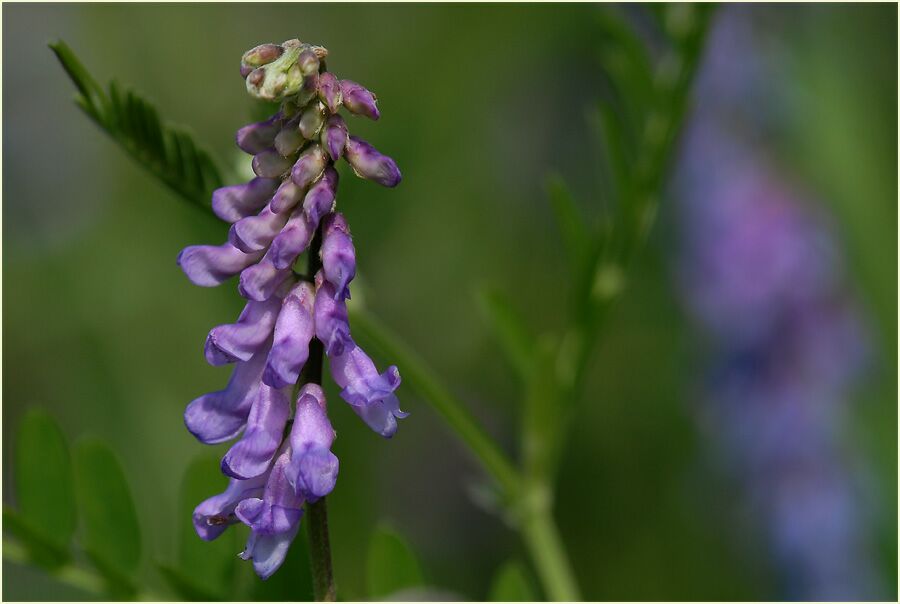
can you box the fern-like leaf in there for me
[49,40,223,212]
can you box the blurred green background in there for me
[2,3,896,601]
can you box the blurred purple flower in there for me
[673,7,880,599]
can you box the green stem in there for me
[520,506,581,601]
[306,499,336,602]
[348,308,521,500]
[301,227,337,602]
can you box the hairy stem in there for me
[300,227,336,602]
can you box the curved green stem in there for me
[521,506,581,601]
[348,308,521,500]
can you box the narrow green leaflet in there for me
[365,525,425,599]
[13,409,77,555]
[477,288,537,381]
[545,175,591,277]
[49,40,223,212]
[72,439,141,588]
[488,560,537,601]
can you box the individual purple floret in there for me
[345,136,402,187]
[313,277,352,357]
[184,344,269,444]
[177,243,263,287]
[236,450,305,579]
[205,296,281,365]
[320,213,355,300]
[263,282,316,388]
[212,177,280,223]
[321,114,348,161]
[179,37,405,580]
[288,384,339,501]
[221,384,291,479]
[193,470,269,540]
[317,72,343,114]
[339,79,380,120]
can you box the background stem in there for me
[521,507,581,601]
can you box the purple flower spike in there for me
[236,115,282,154]
[253,148,295,179]
[321,213,355,300]
[303,166,339,225]
[269,208,316,270]
[212,178,280,224]
[339,79,380,120]
[270,179,305,214]
[184,346,269,444]
[229,204,291,253]
[239,249,292,302]
[290,144,327,189]
[288,384,339,501]
[236,450,304,579]
[321,114,348,162]
[222,384,292,479]
[177,243,263,287]
[192,470,269,540]
[329,341,407,438]
[205,297,282,366]
[317,72,343,113]
[314,275,352,357]
[263,282,316,389]
[345,136,401,187]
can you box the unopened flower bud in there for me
[345,136,401,187]
[236,115,282,155]
[270,179,305,214]
[297,49,320,77]
[317,72,342,113]
[244,41,309,102]
[303,167,339,224]
[299,102,326,139]
[321,114,348,161]
[274,121,305,157]
[340,79,380,120]
[242,43,284,68]
[252,148,295,178]
[291,144,327,189]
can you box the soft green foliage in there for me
[477,288,537,382]
[489,561,537,602]
[158,454,241,600]
[365,525,425,599]
[49,40,223,211]
[72,438,142,592]
[13,409,77,556]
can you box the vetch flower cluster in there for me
[178,39,407,579]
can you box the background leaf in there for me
[156,453,241,600]
[72,438,141,591]
[365,525,424,600]
[13,409,77,555]
[49,40,224,211]
[488,560,537,601]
